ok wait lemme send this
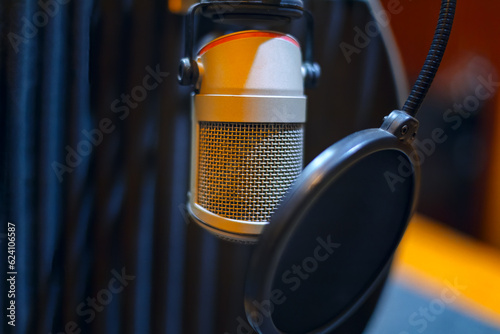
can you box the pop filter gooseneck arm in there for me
[401,0,456,117]
[382,0,455,143]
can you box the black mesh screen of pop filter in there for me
[245,129,418,334]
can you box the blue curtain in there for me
[1,1,191,333]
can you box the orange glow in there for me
[393,214,500,327]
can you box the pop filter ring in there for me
[244,111,420,334]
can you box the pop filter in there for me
[245,112,420,333]
[245,0,456,330]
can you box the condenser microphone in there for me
[186,30,307,241]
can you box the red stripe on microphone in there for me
[198,31,300,56]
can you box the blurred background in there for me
[1,0,499,333]
[384,0,500,244]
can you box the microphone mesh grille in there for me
[198,122,303,222]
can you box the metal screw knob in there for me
[178,58,199,86]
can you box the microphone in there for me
[186,30,307,241]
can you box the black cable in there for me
[402,0,456,117]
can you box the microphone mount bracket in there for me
[178,2,321,89]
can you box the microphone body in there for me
[187,30,306,241]
[182,31,306,334]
